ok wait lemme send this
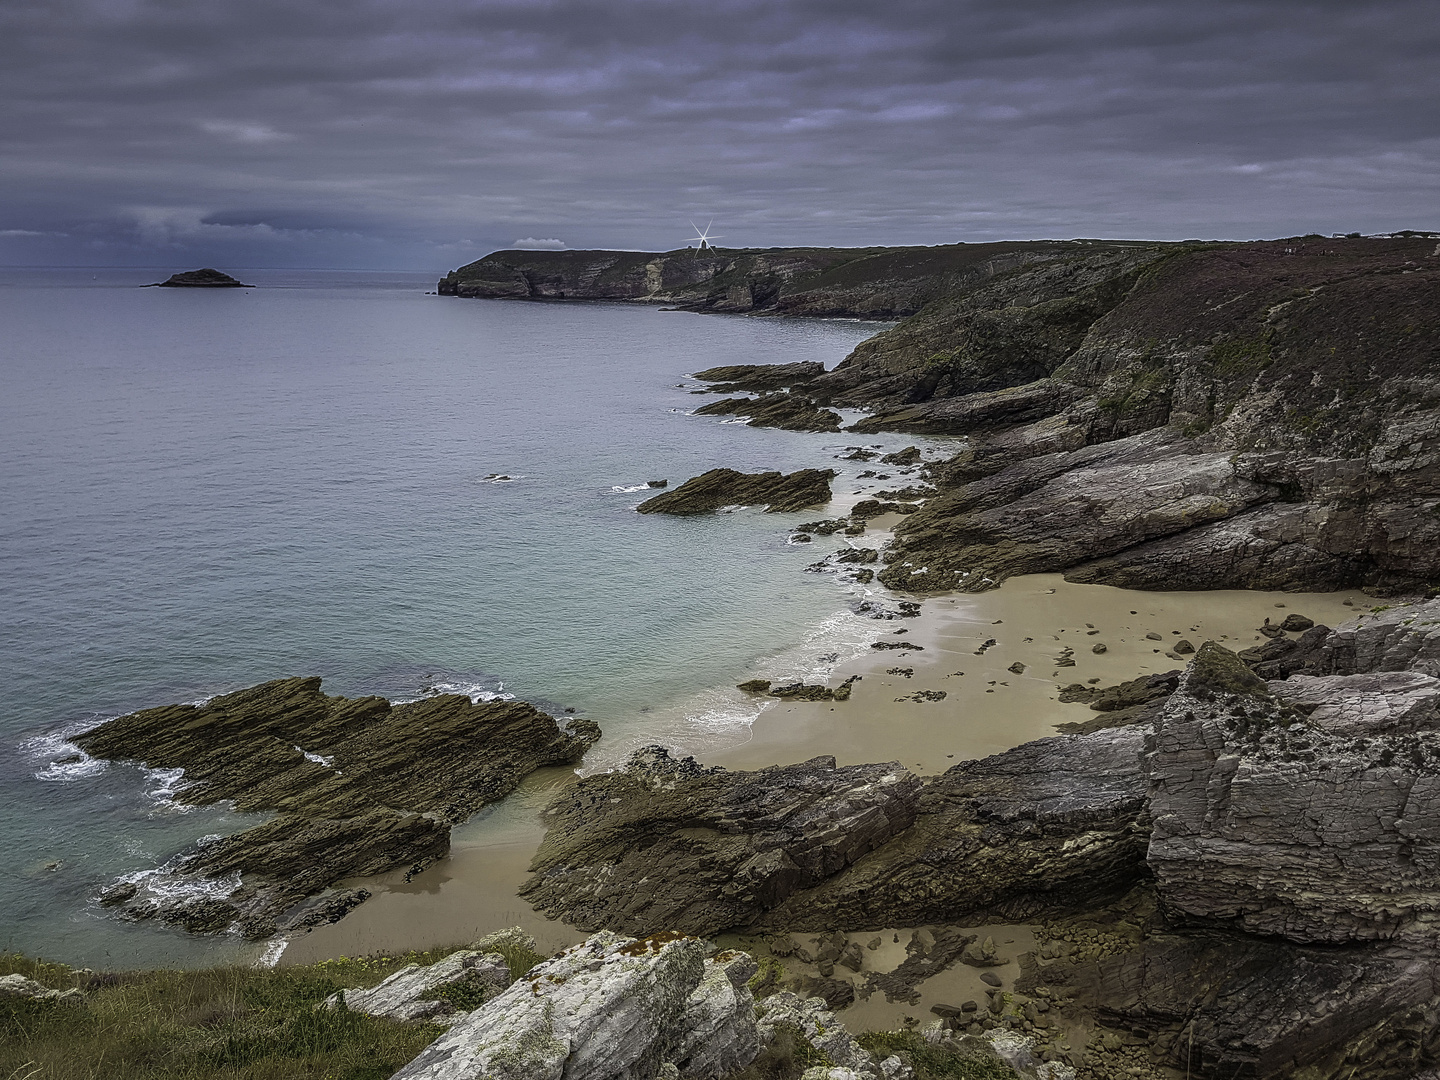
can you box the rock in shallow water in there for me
[74,677,599,937]
[636,468,835,515]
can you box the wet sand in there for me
[282,569,1365,967]
[281,767,587,965]
[709,572,1363,775]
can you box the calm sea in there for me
[0,267,929,966]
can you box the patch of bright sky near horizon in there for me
[0,0,1437,269]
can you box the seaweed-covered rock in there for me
[691,362,826,391]
[74,678,599,937]
[637,468,835,515]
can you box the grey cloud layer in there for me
[2,0,1436,267]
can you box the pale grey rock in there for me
[1148,642,1440,945]
[322,949,511,1023]
[1312,599,1440,678]
[671,950,761,1079]
[0,973,81,1004]
[391,932,763,1080]
[756,991,877,1077]
[1270,671,1440,735]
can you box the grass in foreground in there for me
[0,949,466,1080]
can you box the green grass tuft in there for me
[0,949,456,1080]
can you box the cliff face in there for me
[793,235,1440,596]
[437,240,1160,318]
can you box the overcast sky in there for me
[2,0,1436,270]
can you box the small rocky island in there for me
[143,267,253,287]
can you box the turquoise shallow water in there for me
[0,267,922,966]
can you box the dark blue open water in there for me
[0,267,926,966]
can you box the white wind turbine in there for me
[688,220,723,254]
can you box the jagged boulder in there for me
[390,932,763,1080]
[0,973,82,1005]
[323,949,511,1023]
[522,748,923,935]
[757,992,877,1077]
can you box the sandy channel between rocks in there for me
[283,569,1365,985]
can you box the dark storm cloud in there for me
[1,0,1436,267]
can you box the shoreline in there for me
[279,535,1364,973]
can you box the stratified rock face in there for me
[1147,642,1440,945]
[323,949,512,1024]
[756,726,1151,932]
[524,732,1150,937]
[1310,598,1440,677]
[692,395,842,432]
[146,267,252,287]
[1081,931,1440,1080]
[636,468,835,515]
[74,678,599,937]
[691,362,825,391]
[521,749,922,935]
[390,932,762,1080]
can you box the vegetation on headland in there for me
[0,947,477,1080]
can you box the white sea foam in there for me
[296,747,336,767]
[23,731,109,782]
[393,679,515,705]
[256,938,289,967]
[143,766,195,811]
[111,862,242,907]
[609,483,653,494]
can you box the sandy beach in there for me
[283,555,1365,987]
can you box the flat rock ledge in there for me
[73,677,599,938]
[637,468,835,515]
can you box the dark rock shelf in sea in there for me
[74,677,599,938]
[636,467,835,515]
[143,267,253,287]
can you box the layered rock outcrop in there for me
[75,678,598,937]
[1149,640,1440,946]
[522,731,1149,936]
[522,750,923,935]
[636,468,834,515]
